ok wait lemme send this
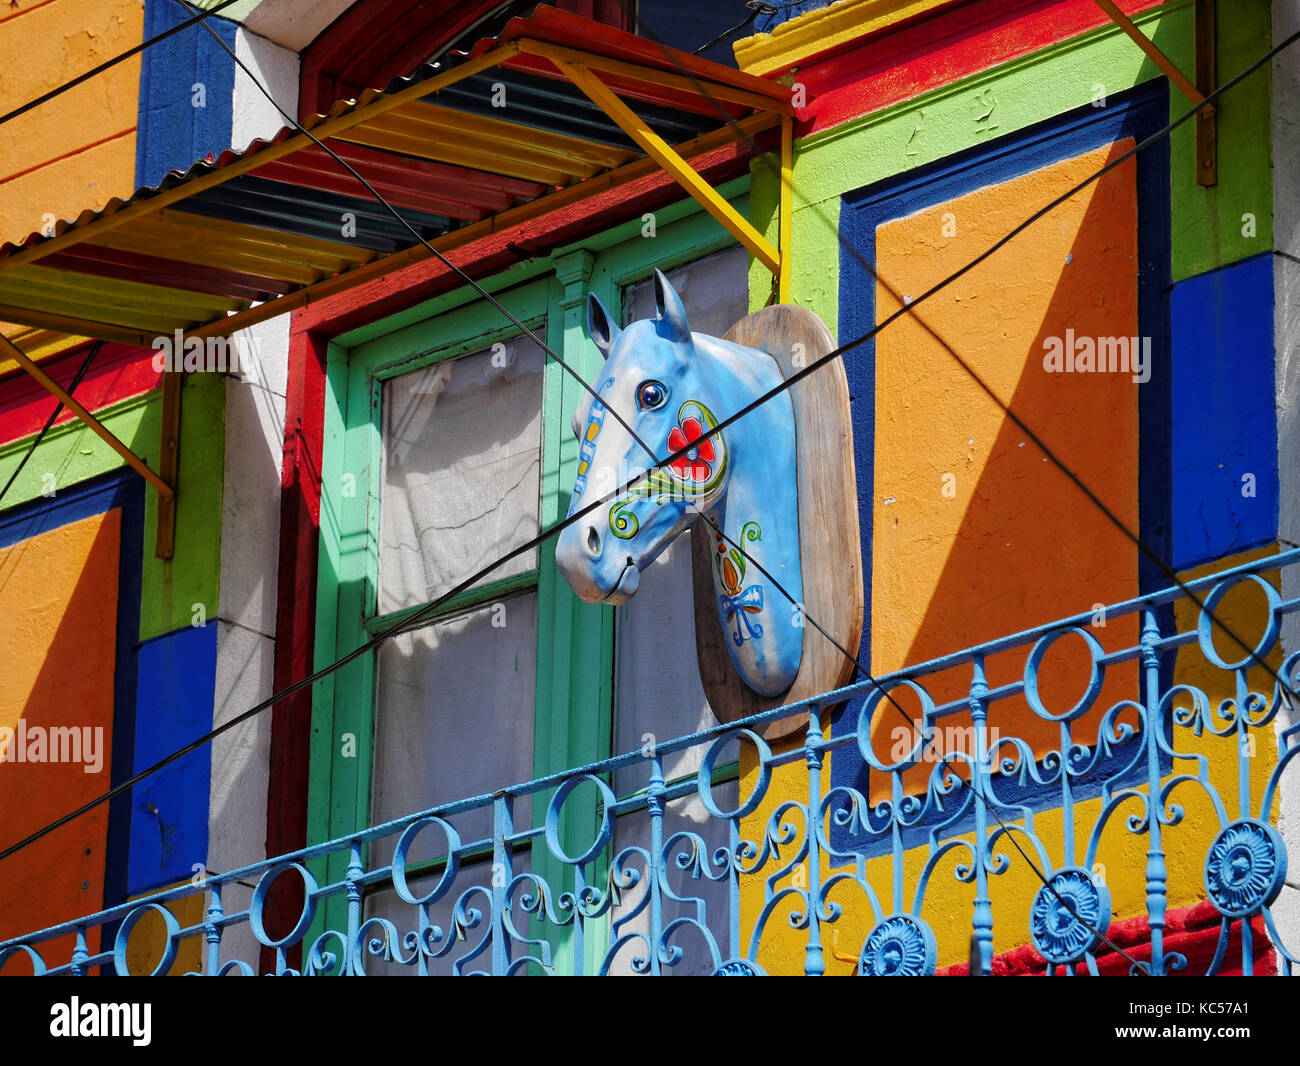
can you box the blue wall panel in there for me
[135,1,238,188]
[1168,253,1278,569]
[127,624,216,895]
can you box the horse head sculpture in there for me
[554,269,804,698]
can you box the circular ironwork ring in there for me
[713,958,765,975]
[1203,818,1287,918]
[1029,866,1111,965]
[858,914,937,976]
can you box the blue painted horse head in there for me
[554,269,804,698]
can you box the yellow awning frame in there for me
[0,35,795,558]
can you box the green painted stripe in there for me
[0,372,226,641]
[749,0,1273,325]
[305,193,751,970]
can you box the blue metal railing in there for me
[4,548,1300,975]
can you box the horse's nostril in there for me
[586,526,601,555]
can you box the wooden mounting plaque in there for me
[690,305,864,740]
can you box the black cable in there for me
[616,5,1300,972]
[621,0,1300,709]
[690,2,771,57]
[0,0,243,128]
[5,6,1290,881]
[166,0,1300,715]
[4,14,1295,975]
[167,0,659,469]
[0,342,102,505]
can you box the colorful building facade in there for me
[0,0,1297,977]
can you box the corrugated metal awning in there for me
[0,6,792,362]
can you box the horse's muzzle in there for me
[555,521,641,605]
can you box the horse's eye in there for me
[636,380,667,411]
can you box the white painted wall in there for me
[243,0,361,52]
[1271,0,1300,972]
[232,26,299,152]
[206,27,297,968]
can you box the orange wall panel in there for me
[869,141,1141,779]
[0,509,120,964]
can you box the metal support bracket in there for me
[1095,0,1216,186]
[0,333,177,554]
[546,53,785,281]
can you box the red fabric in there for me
[939,901,1277,976]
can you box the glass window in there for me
[611,246,750,974]
[371,594,539,859]
[379,334,545,614]
[366,330,547,939]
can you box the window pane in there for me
[361,851,534,976]
[380,334,544,614]
[623,245,749,337]
[613,537,716,791]
[371,594,538,861]
[616,245,747,783]
[609,247,748,975]
[608,781,738,976]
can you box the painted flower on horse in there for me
[667,414,716,483]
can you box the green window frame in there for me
[306,179,752,972]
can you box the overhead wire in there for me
[620,0,1300,708]
[0,0,244,127]
[592,6,1300,971]
[0,0,1282,867]
[261,3,1300,972]
[0,342,102,506]
[3,3,1296,974]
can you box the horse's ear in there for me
[653,268,690,344]
[587,293,621,357]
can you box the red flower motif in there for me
[667,416,716,483]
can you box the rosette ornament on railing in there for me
[3,550,1300,975]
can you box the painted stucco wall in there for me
[736,0,1285,973]
[0,509,121,955]
[0,0,272,962]
[1271,0,1300,961]
[205,27,297,965]
[0,0,143,246]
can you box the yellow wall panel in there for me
[0,0,142,244]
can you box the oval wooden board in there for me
[690,304,864,740]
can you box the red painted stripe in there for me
[42,246,295,302]
[796,0,1167,135]
[249,164,488,222]
[255,151,518,221]
[264,324,328,976]
[0,342,160,448]
[938,901,1275,976]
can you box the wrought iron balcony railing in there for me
[4,548,1300,976]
